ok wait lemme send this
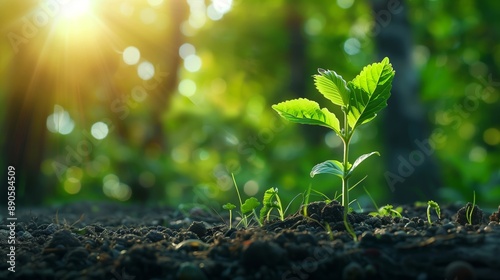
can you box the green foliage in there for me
[427,200,441,224]
[273,58,395,241]
[241,197,260,214]
[369,204,403,218]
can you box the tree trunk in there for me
[371,0,441,203]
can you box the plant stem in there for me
[341,110,357,241]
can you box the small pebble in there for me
[177,262,208,280]
[342,261,364,280]
[145,230,164,242]
[188,222,207,238]
[445,261,476,280]
[435,227,447,235]
[443,222,455,231]
[394,230,406,236]
[404,221,416,229]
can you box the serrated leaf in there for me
[347,151,379,176]
[310,160,345,178]
[272,98,340,134]
[347,57,395,129]
[314,69,350,108]
[241,197,260,214]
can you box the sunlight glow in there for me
[61,0,92,19]
[148,0,164,7]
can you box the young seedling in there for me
[273,58,395,240]
[427,200,441,224]
[222,203,236,229]
[369,204,402,218]
[231,174,261,227]
[466,191,476,225]
[259,187,285,223]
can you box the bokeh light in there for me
[123,46,141,65]
[46,105,75,135]
[184,54,202,72]
[244,180,259,196]
[91,122,109,140]
[344,38,361,55]
[178,79,197,97]
[137,61,155,80]
[483,128,500,146]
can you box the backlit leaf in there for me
[310,160,345,178]
[347,151,379,176]
[272,98,341,134]
[347,57,395,129]
[241,197,260,214]
[314,69,350,108]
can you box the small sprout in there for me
[370,204,402,218]
[466,191,476,225]
[259,187,284,223]
[230,174,261,227]
[427,200,441,224]
[223,203,236,229]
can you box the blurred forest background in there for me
[0,0,498,210]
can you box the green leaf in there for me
[310,160,345,178]
[272,98,340,134]
[241,197,260,214]
[347,151,379,176]
[223,203,236,210]
[314,69,350,108]
[347,57,395,129]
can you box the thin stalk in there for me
[341,110,357,241]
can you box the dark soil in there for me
[1,201,500,280]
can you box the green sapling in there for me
[273,58,395,241]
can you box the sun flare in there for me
[60,0,92,20]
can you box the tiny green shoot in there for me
[273,58,395,241]
[369,204,402,218]
[259,187,284,223]
[231,173,261,227]
[223,203,236,229]
[466,190,476,225]
[427,200,440,224]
